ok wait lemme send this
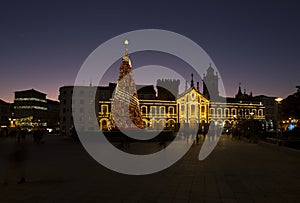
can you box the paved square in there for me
[1,135,300,202]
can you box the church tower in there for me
[235,83,243,99]
[111,41,144,129]
[203,63,219,100]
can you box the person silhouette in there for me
[3,134,28,185]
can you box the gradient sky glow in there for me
[1,0,300,102]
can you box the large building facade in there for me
[59,85,99,136]
[59,50,267,136]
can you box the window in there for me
[201,106,205,115]
[150,106,156,115]
[168,107,174,114]
[160,106,165,115]
[225,108,229,116]
[217,108,222,117]
[191,105,195,116]
[231,108,237,116]
[210,108,215,115]
[181,105,185,115]
[239,109,243,116]
[80,108,84,113]
[141,106,147,114]
[102,105,108,114]
[245,109,250,115]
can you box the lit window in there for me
[14,98,47,103]
[168,107,174,114]
[191,105,195,116]
[181,105,185,115]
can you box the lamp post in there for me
[275,97,283,145]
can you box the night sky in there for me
[1,0,300,102]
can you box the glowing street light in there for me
[275,97,283,103]
[275,97,283,145]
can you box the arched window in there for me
[181,105,185,115]
[160,106,165,115]
[225,108,230,116]
[231,108,237,116]
[150,106,156,115]
[168,106,174,114]
[239,109,243,116]
[101,105,108,114]
[191,105,195,116]
[245,109,250,115]
[210,108,215,115]
[217,108,222,117]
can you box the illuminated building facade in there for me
[177,82,210,132]
[14,89,48,129]
[59,50,267,135]
[209,100,265,127]
[203,67,266,128]
[99,84,178,131]
[13,89,59,130]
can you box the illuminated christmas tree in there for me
[111,40,144,129]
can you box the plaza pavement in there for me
[1,135,300,203]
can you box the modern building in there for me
[47,99,60,130]
[13,89,59,130]
[0,99,12,128]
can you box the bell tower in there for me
[203,63,219,100]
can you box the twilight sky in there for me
[0,0,299,102]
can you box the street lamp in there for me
[275,97,283,145]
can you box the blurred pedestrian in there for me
[3,136,28,185]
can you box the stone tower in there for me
[203,63,219,100]
[156,79,180,100]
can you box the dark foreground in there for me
[1,135,300,203]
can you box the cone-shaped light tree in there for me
[111,42,145,129]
